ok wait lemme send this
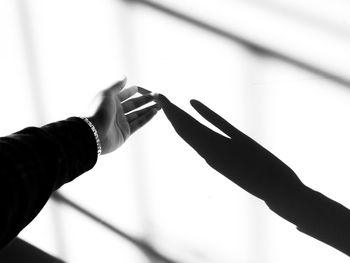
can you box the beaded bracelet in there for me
[79,117,102,157]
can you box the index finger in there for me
[118,86,138,102]
[122,94,157,113]
[138,87,152,95]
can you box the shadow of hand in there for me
[158,94,304,202]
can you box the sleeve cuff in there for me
[40,117,98,189]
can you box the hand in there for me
[88,78,160,154]
[158,94,304,201]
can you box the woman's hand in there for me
[88,78,160,154]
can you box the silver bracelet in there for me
[80,117,102,157]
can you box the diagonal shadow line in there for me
[124,0,350,89]
[237,0,350,40]
[52,193,180,263]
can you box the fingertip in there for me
[121,77,127,86]
[129,85,138,97]
[117,76,127,85]
[155,102,162,111]
[157,94,170,105]
[110,77,127,92]
[138,86,152,95]
[190,99,202,109]
[125,85,137,92]
[190,99,197,105]
[157,93,166,100]
[157,94,165,106]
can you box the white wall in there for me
[1,0,350,262]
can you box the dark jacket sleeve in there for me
[0,117,97,249]
[266,185,350,256]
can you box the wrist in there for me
[80,116,102,157]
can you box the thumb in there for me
[190,99,241,139]
[108,77,127,96]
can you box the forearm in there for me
[0,117,97,249]
[266,184,350,256]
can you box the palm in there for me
[101,96,130,153]
[89,79,160,155]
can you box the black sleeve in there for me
[266,185,350,256]
[0,117,97,249]
[0,238,65,262]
